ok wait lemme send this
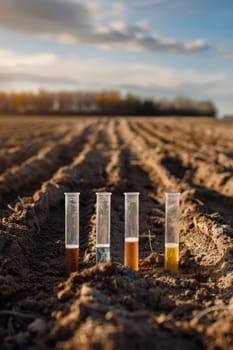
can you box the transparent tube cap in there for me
[65,193,80,248]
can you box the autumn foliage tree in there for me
[0,90,216,117]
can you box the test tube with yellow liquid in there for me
[165,192,180,273]
[124,193,140,271]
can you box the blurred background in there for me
[0,0,232,118]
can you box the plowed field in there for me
[0,116,233,350]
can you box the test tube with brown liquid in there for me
[124,193,140,271]
[165,192,180,273]
[65,193,80,275]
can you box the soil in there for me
[0,116,233,350]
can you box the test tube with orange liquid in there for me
[124,193,140,271]
[165,192,180,273]
[96,193,111,263]
[65,193,79,275]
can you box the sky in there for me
[0,0,233,115]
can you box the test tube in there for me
[65,193,79,275]
[96,193,111,263]
[165,192,180,273]
[124,193,140,271]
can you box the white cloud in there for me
[86,1,125,20]
[110,21,127,31]
[0,50,78,89]
[0,49,224,91]
[0,0,209,54]
[0,50,57,67]
[0,70,78,88]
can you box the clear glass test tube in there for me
[96,193,111,263]
[165,192,180,273]
[124,193,140,271]
[65,193,80,275]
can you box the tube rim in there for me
[124,192,140,195]
[165,192,180,195]
[64,192,80,195]
[96,192,112,195]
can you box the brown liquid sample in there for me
[124,239,139,271]
[65,248,79,275]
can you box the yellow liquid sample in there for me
[165,243,179,273]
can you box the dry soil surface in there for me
[0,116,233,350]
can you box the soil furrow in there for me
[0,122,100,280]
[136,120,220,163]
[130,120,233,198]
[0,123,74,175]
[150,117,233,150]
[0,122,92,208]
[138,119,233,165]
[0,122,71,150]
[0,144,42,175]
[119,119,232,269]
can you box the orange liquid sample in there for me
[124,238,139,271]
[65,247,79,275]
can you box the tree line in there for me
[0,90,216,116]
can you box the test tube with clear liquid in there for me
[165,192,180,273]
[65,193,80,275]
[124,193,140,271]
[96,193,111,263]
